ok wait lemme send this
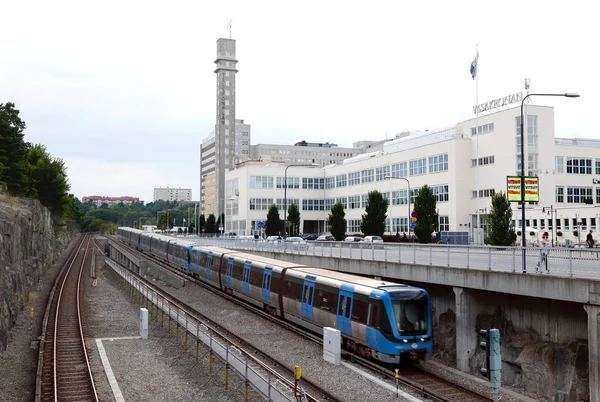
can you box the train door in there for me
[261,267,273,302]
[301,277,316,320]
[206,251,213,278]
[241,261,251,293]
[225,258,234,288]
[336,284,354,335]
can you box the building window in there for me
[325,199,335,210]
[392,189,408,205]
[361,169,374,184]
[471,155,495,167]
[566,187,593,203]
[302,177,325,190]
[471,123,494,136]
[409,158,426,176]
[335,174,347,188]
[566,158,592,174]
[325,177,335,189]
[392,217,408,233]
[336,197,347,209]
[375,165,391,181]
[276,199,299,212]
[276,177,299,189]
[597,188,600,204]
[596,160,600,175]
[410,188,421,204]
[431,184,449,202]
[361,194,368,208]
[348,172,360,186]
[347,219,361,234]
[473,189,495,198]
[556,187,564,203]
[301,199,326,211]
[249,176,274,189]
[439,216,450,232]
[348,195,361,209]
[429,154,449,173]
[249,198,273,210]
[555,157,564,174]
[391,162,407,178]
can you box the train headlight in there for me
[403,339,408,343]
[420,338,425,342]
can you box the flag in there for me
[470,49,479,80]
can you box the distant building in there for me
[250,142,363,168]
[153,187,192,202]
[82,196,140,207]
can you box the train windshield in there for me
[392,301,428,336]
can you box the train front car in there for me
[370,286,432,364]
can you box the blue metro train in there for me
[116,227,432,364]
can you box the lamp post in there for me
[520,92,579,273]
[284,163,318,237]
[542,206,555,246]
[385,175,411,240]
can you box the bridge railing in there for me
[183,237,600,279]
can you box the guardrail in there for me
[185,237,600,279]
[105,259,309,401]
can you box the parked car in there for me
[283,236,310,250]
[316,235,336,241]
[303,233,320,241]
[221,232,237,239]
[363,235,384,248]
[266,235,282,243]
[344,236,363,242]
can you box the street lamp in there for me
[385,175,411,240]
[284,163,318,237]
[520,92,579,273]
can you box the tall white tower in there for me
[213,38,238,218]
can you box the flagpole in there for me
[475,44,480,243]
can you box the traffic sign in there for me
[257,221,265,229]
[411,211,417,218]
[411,221,417,228]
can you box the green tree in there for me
[360,190,388,236]
[486,192,516,246]
[206,214,216,233]
[327,202,347,241]
[26,144,71,218]
[413,185,438,243]
[158,212,170,230]
[287,203,300,236]
[0,102,29,195]
[265,205,280,236]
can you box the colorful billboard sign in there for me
[507,176,539,202]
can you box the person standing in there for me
[536,232,551,274]
[587,230,595,248]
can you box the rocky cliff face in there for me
[0,196,76,351]
[433,307,589,402]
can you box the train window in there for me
[271,276,280,294]
[344,296,352,318]
[250,266,263,286]
[338,295,346,315]
[370,300,392,335]
[351,299,368,323]
[284,280,302,301]
[313,290,324,310]
[232,261,243,280]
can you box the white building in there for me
[153,187,192,202]
[224,103,600,244]
[250,141,363,168]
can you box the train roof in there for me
[292,267,415,290]
[223,251,307,269]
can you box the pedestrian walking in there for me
[587,230,595,248]
[536,231,551,274]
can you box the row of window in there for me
[555,158,600,175]
[471,155,495,167]
[555,187,599,204]
[472,189,496,199]
[471,123,495,136]
[514,217,597,231]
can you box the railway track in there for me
[114,236,493,402]
[36,235,99,402]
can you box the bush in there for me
[557,231,563,237]
[529,231,535,237]
[573,230,579,237]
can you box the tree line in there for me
[0,102,79,223]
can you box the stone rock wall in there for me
[0,196,77,351]
[433,306,589,401]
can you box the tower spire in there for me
[227,19,232,39]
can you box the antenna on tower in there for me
[524,78,530,95]
[227,19,232,39]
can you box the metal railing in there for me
[186,237,600,279]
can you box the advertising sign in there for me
[507,176,539,202]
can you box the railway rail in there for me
[113,236,494,402]
[109,239,336,401]
[35,235,99,402]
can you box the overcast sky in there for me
[1,1,597,203]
